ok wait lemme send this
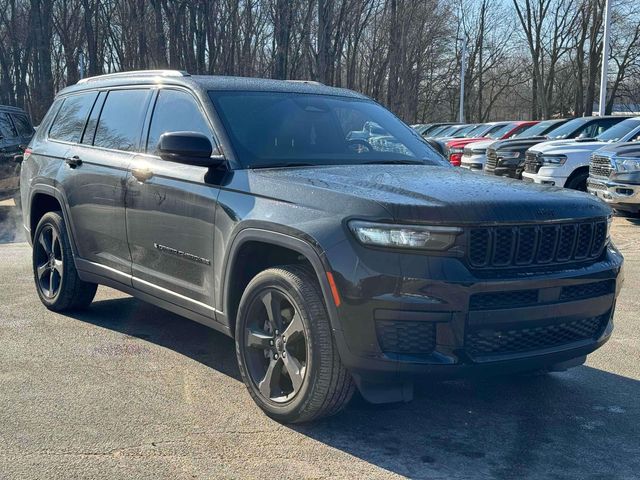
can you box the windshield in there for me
[209,91,447,168]
[486,123,514,140]
[512,120,553,138]
[454,124,482,138]
[547,118,588,140]
[425,125,448,137]
[595,118,640,142]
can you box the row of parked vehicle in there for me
[412,116,640,215]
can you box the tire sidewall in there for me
[235,270,324,420]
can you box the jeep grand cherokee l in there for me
[21,70,623,423]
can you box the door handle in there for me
[65,155,82,168]
[132,167,153,182]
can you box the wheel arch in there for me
[29,185,79,257]
[565,165,590,190]
[221,228,340,338]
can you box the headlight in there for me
[540,154,567,165]
[614,156,640,172]
[349,221,462,251]
[496,150,520,159]
[448,147,465,154]
[470,148,486,155]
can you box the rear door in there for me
[62,88,152,279]
[0,112,21,199]
[125,87,221,318]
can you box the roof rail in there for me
[77,70,190,84]
[285,79,324,86]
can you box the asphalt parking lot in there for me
[0,201,638,480]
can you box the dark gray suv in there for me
[21,70,623,423]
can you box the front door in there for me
[125,88,221,318]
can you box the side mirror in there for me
[158,131,225,167]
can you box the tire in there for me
[235,265,355,423]
[32,211,97,311]
[565,171,589,191]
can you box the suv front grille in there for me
[485,149,498,172]
[469,280,615,311]
[467,220,608,269]
[376,320,436,355]
[524,151,542,173]
[465,314,609,357]
[590,154,614,178]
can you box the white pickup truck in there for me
[522,117,640,190]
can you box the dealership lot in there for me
[0,204,638,479]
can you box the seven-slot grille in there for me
[485,149,498,172]
[468,219,608,269]
[524,151,542,173]
[590,154,614,178]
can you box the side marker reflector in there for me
[326,271,341,307]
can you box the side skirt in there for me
[77,268,233,338]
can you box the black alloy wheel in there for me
[243,288,308,403]
[34,224,63,300]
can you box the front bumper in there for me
[492,164,523,179]
[588,177,640,213]
[460,154,486,172]
[326,239,623,385]
[522,170,568,187]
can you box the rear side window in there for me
[0,113,18,139]
[81,92,106,145]
[49,92,98,143]
[93,89,150,152]
[11,114,33,137]
[147,89,214,155]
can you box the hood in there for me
[463,139,495,153]
[596,142,640,157]
[489,136,548,152]
[532,139,608,154]
[244,165,610,225]
[446,137,488,149]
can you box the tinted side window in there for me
[0,113,18,139]
[583,119,619,138]
[147,89,214,155]
[11,114,33,137]
[81,92,106,145]
[94,89,150,152]
[49,92,98,143]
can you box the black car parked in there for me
[21,71,623,423]
[0,105,34,203]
